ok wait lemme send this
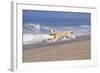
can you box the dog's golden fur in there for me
[48,30,74,41]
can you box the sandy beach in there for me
[23,36,91,63]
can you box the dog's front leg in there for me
[49,37,57,42]
[48,36,55,41]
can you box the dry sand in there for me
[23,36,91,63]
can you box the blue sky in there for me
[23,10,91,26]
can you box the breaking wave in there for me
[23,23,91,45]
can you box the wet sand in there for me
[23,36,91,62]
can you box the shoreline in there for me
[23,35,90,50]
[23,35,91,62]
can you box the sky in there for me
[23,10,91,27]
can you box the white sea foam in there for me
[23,23,90,44]
[23,34,52,44]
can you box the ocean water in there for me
[23,23,90,45]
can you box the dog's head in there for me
[49,29,57,36]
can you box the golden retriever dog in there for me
[48,30,75,42]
